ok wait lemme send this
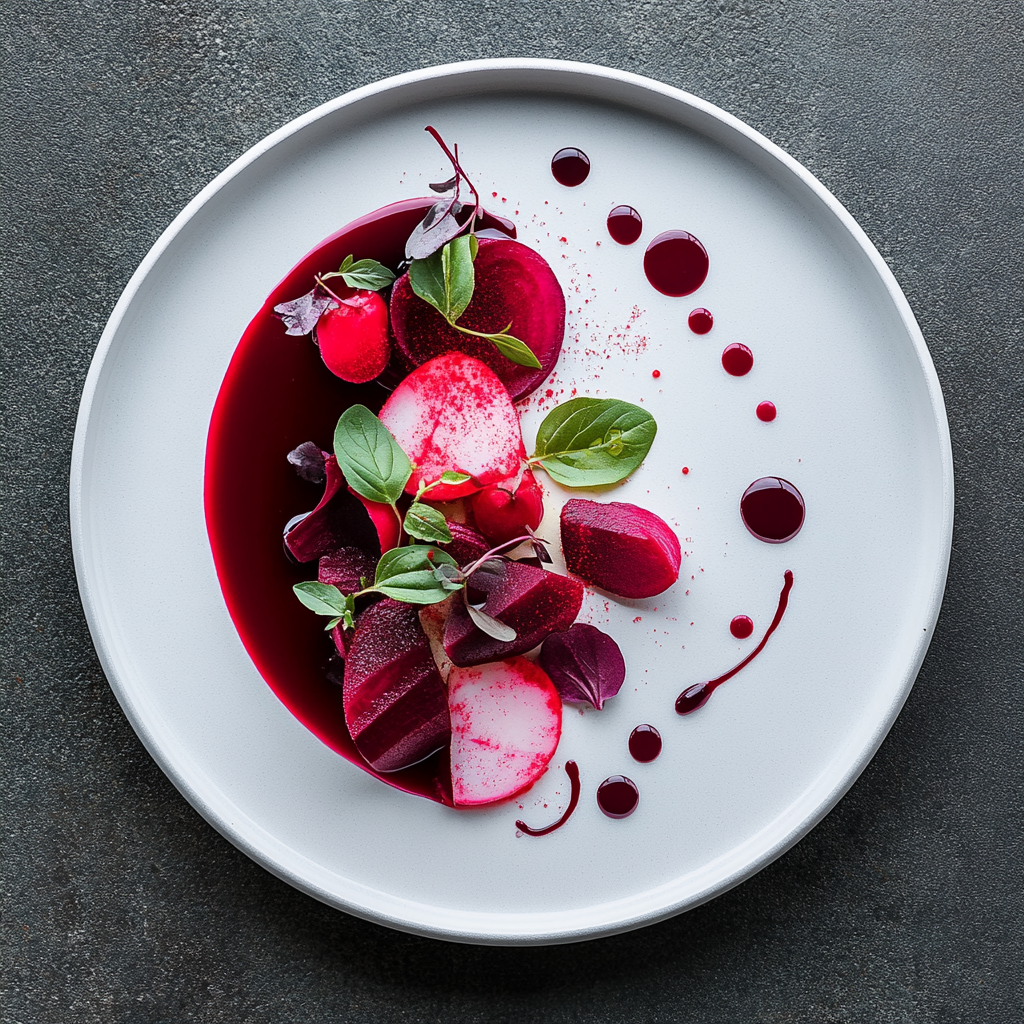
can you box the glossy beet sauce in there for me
[206,199,457,805]
[644,231,709,296]
[607,205,643,244]
[551,148,591,186]
[516,760,581,837]
[628,724,662,763]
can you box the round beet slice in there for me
[390,238,565,400]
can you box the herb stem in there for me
[461,534,538,578]
[314,275,347,305]
[425,125,481,220]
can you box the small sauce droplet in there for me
[681,466,689,475]
[688,308,714,334]
[730,615,754,639]
[643,231,709,296]
[628,725,662,763]
[677,571,794,715]
[516,761,581,837]
[551,148,590,186]
[652,369,661,379]
[722,343,753,376]
[756,401,777,422]
[740,477,805,543]
[597,776,639,818]
[607,205,643,244]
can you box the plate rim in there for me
[70,57,954,945]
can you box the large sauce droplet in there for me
[740,477,805,543]
[730,615,754,639]
[607,205,643,244]
[515,760,581,837]
[628,725,662,763]
[676,571,795,715]
[643,231,709,296]
[597,776,639,818]
[551,148,590,186]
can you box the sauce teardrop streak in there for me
[676,571,794,715]
[515,761,581,837]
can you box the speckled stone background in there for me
[3,3,1022,1021]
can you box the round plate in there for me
[70,59,952,944]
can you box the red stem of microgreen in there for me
[425,125,481,225]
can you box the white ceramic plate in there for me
[70,59,952,944]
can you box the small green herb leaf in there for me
[440,470,472,485]
[531,397,657,487]
[469,233,479,260]
[484,329,543,370]
[408,235,475,324]
[340,257,396,292]
[334,405,412,504]
[404,502,453,545]
[293,581,348,616]
[374,545,461,604]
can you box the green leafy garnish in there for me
[439,470,472,486]
[333,405,412,505]
[408,237,542,370]
[292,582,355,631]
[403,502,453,545]
[374,545,461,604]
[529,398,657,487]
[322,254,396,292]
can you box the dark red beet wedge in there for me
[560,499,681,599]
[284,455,381,563]
[343,599,451,773]
[444,561,584,667]
[389,238,565,400]
[319,547,377,593]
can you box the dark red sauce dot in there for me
[740,477,805,543]
[756,401,777,422]
[722,343,753,376]
[628,725,662,763]
[730,615,754,639]
[597,776,639,818]
[607,205,643,244]
[643,231,709,296]
[688,308,714,334]
[551,148,590,187]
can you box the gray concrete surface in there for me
[2,2,1022,1021]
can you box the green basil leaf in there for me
[531,397,657,487]
[333,404,412,504]
[340,258,396,292]
[408,235,475,323]
[404,502,453,545]
[440,470,472,485]
[375,545,461,604]
[338,254,354,273]
[293,581,349,616]
[487,331,543,370]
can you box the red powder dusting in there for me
[633,616,642,623]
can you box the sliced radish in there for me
[378,352,525,501]
[448,657,562,807]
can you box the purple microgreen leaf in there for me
[287,441,327,484]
[430,174,459,193]
[529,532,553,564]
[273,288,337,335]
[465,601,517,642]
[405,199,466,260]
[539,624,626,710]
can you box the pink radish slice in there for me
[389,238,565,401]
[448,657,562,807]
[378,352,526,500]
